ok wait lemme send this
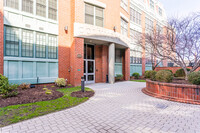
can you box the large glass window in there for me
[145,17,154,32]
[22,0,33,13]
[159,7,162,16]
[85,4,104,27]
[36,0,46,17]
[121,0,128,11]
[5,0,19,9]
[130,29,141,42]
[22,29,33,57]
[121,18,128,36]
[48,35,57,59]
[5,26,19,56]
[48,0,57,20]
[115,49,123,63]
[130,8,141,25]
[150,0,154,9]
[36,33,46,58]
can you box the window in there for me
[159,7,162,16]
[130,8,141,25]
[48,0,57,20]
[95,7,104,27]
[156,24,163,34]
[150,0,154,9]
[36,33,46,58]
[5,26,19,56]
[121,0,128,11]
[145,17,154,32]
[130,29,141,41]
[22,29,34,57]
[48,35,57,59]
[121,18,128,36]
[5,0,19,9]
[85,4,104,27]
[115,49,123,63]
[22,0,33,13]
[36,0,46,17]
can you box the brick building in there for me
[0,0,167,86]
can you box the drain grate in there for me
[155,104,168,109]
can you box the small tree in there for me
[137,13,200,80]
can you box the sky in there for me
[159,0,200,18]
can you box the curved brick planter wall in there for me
[143,80,200,105]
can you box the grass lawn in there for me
[131,80,146,82]
[0,87,93,127]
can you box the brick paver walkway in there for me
[1,81,200,133]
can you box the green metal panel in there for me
[36,62,47,77]
[115,63,123,76]
[49,62,58,77]
[8,61,19,79]
[130,64,142,76]
[22,62,33,78]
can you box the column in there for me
[109,43,115,84]
[125,48,130,80]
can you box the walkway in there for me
[1,81,200,133]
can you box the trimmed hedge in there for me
[155,70,173,83]
[174,68,190,77]
[132,73,140,79]
[188,71,200,85]
[145,70,157,81]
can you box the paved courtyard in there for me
[1,81,200,133]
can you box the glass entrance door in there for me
[84,44,95,84]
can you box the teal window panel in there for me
[22,62,33,78]
[48,35,57,59]
[130,64,142,76]
[36,62,47,77]
[8,61,18,79]
[36,32,46,58]
[49,63,58,77]
[115,63,123,76]
[22,29,34,57]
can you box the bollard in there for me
[106,75,109,83]
[81,76,85,92]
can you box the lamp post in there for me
[81,76,85,92]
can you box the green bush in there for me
[145,71,151,78]
[164,69,173,74]
[145,70,157,81]
[188,71,200,85]
[0,74,18,98]
[55,78,66,87]
[115,74,123,80]
[155,70,173,83]
[132,73,140,79]
[175,68,190,77]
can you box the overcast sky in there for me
[159,0,200,18]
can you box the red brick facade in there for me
[143,80,200,105]
[124,48,130,80]
[70,38,84,86]
[0,0,3,75]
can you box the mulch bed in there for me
[0,84,73,108]
[71,91,94,98]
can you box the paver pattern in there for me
[1,81,200,133]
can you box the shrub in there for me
[132,73,140,79]
[0,74,18,98]
[19,83,30,90]
[188,71,200,85]
[45,89,52,95]
[115,74,123,80]
[145,71,151,78]
[68,84,72,87]
[145,70,157,81]
[43,88,48,91]
[175,68,190,77]
[164,69,173,74]
[55,78,66,87]
[155,70,173,83]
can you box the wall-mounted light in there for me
[113,26,117,32]
[64,26,68,31]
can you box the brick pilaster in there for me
[0,0,4,75]
[125,48,130,81]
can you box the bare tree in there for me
[137,13,200,80]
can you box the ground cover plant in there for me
[0,86,94,127]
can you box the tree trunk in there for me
[184,70,189,81]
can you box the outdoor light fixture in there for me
[64,26,68,31]
[113,26,117,32]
